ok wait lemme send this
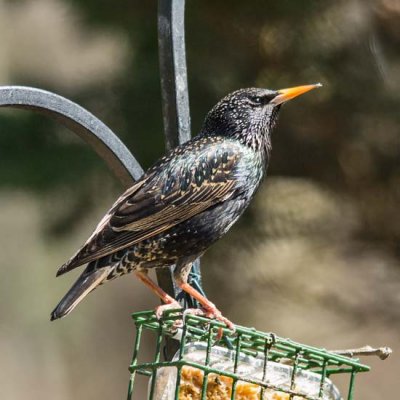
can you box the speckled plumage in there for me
[50,86,311,321]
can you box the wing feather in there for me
[57,138,243,276]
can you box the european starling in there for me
[51,84,321,327]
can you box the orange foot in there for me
[180,305,235,331]
[176,281,235,331]
[172,308,204,329]
[155,300,182,319]
[201,304,235,331]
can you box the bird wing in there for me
[57,138,243,276]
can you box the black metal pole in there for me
[157,0,203,298]
[157,0,203,359]
[158,0,191,149]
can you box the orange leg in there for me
[176,280,235,331]
[134,271,181,318]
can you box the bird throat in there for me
[238,106,279,161]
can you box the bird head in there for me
[201,84,322,152]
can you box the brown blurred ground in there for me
[0,0,399,399]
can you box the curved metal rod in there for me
[0,86,144,188]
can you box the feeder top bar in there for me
[131,310,370,375]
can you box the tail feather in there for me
[56,260,75,277]
[50,266,110,321]
[56,249,88,277]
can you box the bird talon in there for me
[171,308,205,330]
[155,301,182,319]
[183,307,206,318]
[201,306,235,332]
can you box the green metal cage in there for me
[127,310,370,400]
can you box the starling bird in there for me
[51,84,321,327]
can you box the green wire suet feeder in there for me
[127,310,371,400]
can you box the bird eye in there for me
[248,96,264,106]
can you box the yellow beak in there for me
[271,83,322,105]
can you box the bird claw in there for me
[183,307,206,317]
[171,308,204,329]
[155,301,182,319]
[200,303,235,332]
[156,303,235,338]
[205,309,236,341]
[178,306,235,332]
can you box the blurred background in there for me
[0,0,399,398]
